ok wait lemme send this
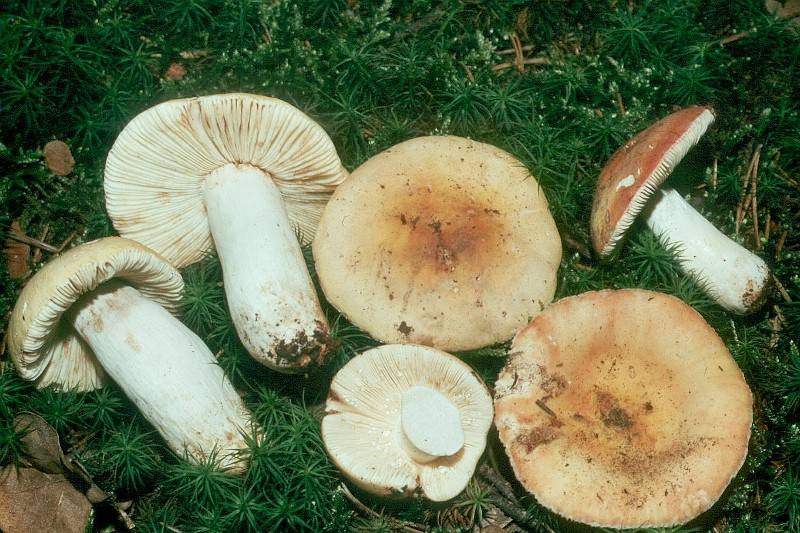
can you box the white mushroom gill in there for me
[203,163,330,371]
[400,386,464,463]
[644,188,771,314]
[69,280,251,471]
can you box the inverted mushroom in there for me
[590,106,770,314]
[313,135,561,352]
[104,93,348,372]
[494,289,752,528]
[7,237,254,471]
[322,344,493,501]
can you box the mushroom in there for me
[313,136,562,352]
[322,344,493,501]
[104,93,348,372]
[590,106,770,314]
[7,237,254,471]
[494,289,752,528]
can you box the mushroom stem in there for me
[644,187,770,314]
[202,163,332,372]
[400,386,464,463]
[69,280,251,471]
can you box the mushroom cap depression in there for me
[590,106,715,256]
[494,289,752,528]
[322,344,494,502]
[7,237,183,391]
[105,93,348,268]
[313,136,562,352]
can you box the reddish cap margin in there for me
[590,106,715,256]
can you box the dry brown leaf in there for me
[164,62,187,81]
[4,221,30,278]
[43,140,75,176]
[766,0,800,19]
[0,466,92,533]
[14,412,67,474]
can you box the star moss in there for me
[1,0,800,530]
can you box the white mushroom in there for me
[7,237,254,471]
[322,344,493,501]
[104,93,348,372]
[495,289,753,528]
[590,106,770,314]
[314,135,562,351]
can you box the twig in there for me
[7,229,76,255]
[562,233,592,260]
[535,399,558,419]
[735,145,761,235]
[775,164,800,192]
[712,157,718,190]
[478,466,554,532]
[492,57,549,72]
[463,64,474,83]
[721,31,750,45]
[339,483,427,533]
[166,526,185,533]
[751,179,760,249]
[8,230,59,253]
[772,275,792,303]
[497,44,535,55]
[510,34,525,72]
[478,464,518,504]
[764,211,771,242]
[614,88,626,115]
[776,228,788,260]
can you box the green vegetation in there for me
[2,0,800,530]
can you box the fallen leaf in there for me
[4,220,30,278]
[164,62,187,81]
[0,466,92,533]
[765,0,800,19]
[14,412,67,474]
[43,140,75,176]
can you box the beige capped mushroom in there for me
[313,136,561,352]
[494,289,752,528]
[322,344,493,501]
[590,107,770,314]
[104,93,348,372]
[8,237,254,471]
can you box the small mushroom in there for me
[494,289,752,528]
[322,344,493,501]
[104,93,348,372]
[590,106,770,314]
[313,136,562,351]
[7,237,254,471]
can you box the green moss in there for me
[2,0,800,530]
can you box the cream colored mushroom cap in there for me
[105,93,348,268]
[7,237,183,391]
[494,289,752,528]
[313,135,561,352]
[322,344,494,502]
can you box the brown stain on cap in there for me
[389,183,506,278]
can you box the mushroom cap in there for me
[322,344,494,502]
[494,289,752,528]
[590,106,715,256]
[313,136,562,352]
[7,237,184,391]
[105,93,348,268]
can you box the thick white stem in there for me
[203,164,332,372]
[644,188,770,314]
[400,386,464,464]
[69,281,252,472]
